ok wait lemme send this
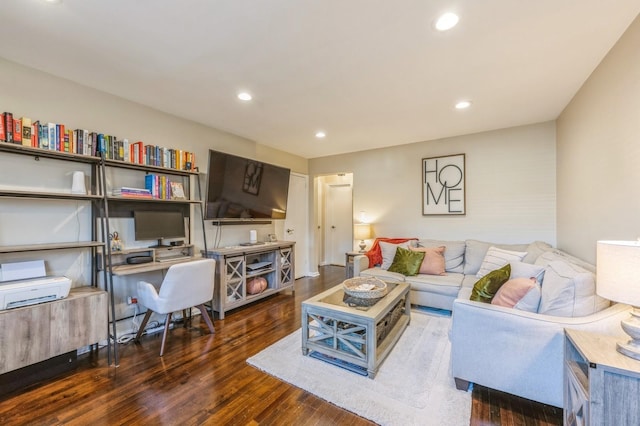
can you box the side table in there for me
[345,251,362,279]
[564,328,640,425]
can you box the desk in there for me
[111,257,197,276]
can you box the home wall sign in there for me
[422,154,465,215]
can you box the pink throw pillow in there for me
[491,277,539,310]
[410,246,446,275]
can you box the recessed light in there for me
[237,92,252,101]
[315,131,326,139]
[455,100,472,110]
[43,0,62,3]
[435,12,459,31]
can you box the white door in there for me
[282,173,309,278]
[324,184,353,265]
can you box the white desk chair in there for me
[135,258,216,356]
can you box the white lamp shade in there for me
[596,240,640,306]
[353,223,372,240]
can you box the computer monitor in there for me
[133,210,185,248]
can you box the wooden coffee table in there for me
[301,281,410,378]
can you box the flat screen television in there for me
[205,149,291,222]
[134,210,185,247]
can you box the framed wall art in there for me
[243,161,263,195]
[422,154,465,215]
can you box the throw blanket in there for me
[366,237,418,268]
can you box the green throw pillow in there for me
[388,247,425,276]
[470,263,511,303]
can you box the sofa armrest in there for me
[450,299,630,407]
[353,255,370,276]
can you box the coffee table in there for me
[301,281,410,378]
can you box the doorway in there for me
[281,173,309,278]
[317,174,353,266]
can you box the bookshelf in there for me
[0,141,110,377]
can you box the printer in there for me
[0,260,72,310]
[0,277,71,310]
[0,276,72,310]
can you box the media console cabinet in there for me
[204,241,294,319]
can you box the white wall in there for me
[0,57,307,323]
[309,122,557,268]
[557,14,640,264]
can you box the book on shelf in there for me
[20,117,32,147]
[0,113,5,142]
[13,117,22,144]
[170,181,186,200]
[3,112,13,143]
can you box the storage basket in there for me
[343,277,387,299]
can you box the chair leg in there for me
[135,310,153,341]
[183,309,188,327]
[159,313,172,357]
[196,304,215,334]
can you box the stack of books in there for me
[111,187,152,199]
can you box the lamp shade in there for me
[354,223,372,240]
[596,240,640,306]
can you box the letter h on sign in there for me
[422,154,465,215]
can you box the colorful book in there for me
[3,112,13,143]
[0,113,5,142]
[13,118,22,144]
[47,123,56,150]
[20,117,31,147]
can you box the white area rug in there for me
[247,311,471,425]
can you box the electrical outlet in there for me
[127,296,138,305]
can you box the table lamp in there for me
[596,240,640,360]
[354,223,372,253]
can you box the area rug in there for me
[246,311,471,425]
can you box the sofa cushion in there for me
[537,260,609,317]
[388,247,425,276]
[380,241,411,270]
[418,239,465,273]
[535,249,596,273]
[476,246,528,278]
[470,264,511,303]
[464,240,530,275]
[522,241,553,264]
[510,261,546,282]
[410,246,446,275]
[360,267,406,283]
[405,273,464,297]
[491,277,541,312]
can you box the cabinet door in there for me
[279,247,293,288]
[565,363,589,426]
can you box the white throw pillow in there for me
[476,246,528,278]
[379,241,410,270]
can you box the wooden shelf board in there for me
[0,241,104,253]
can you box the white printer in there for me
[0,276,72,310]
[0,260,72,310]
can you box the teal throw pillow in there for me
[470,263,511,303]
[388,247,425,276]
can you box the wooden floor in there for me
[0,266,562,425]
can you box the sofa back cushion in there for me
[463,240,530,276]
[418,239,465,273]
[537,260,609,317]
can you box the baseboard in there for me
[0,351,77,397]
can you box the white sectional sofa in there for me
[353,239,631,407]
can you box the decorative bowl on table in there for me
[342,277,388,299]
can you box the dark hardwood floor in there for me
[0,266,562,425]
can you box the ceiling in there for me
[0,1,638,159]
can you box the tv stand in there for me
[204,241,294,319]
[149,239,171,248]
